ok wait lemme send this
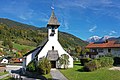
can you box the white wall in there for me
[97,48,120,57]
[39,28,73,68]
[38,40,73,68]
[1,59,8,64]
[111,48,120,56]
[26,54,32,66]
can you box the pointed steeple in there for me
[47,9,60,28]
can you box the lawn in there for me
[0,72,8,76]
[60,62,120,80]
[0,76,15,80]
[1,73,52,80]
[13,43,35,50]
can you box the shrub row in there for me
[99,57,114,67]
[26,57,51,75]
[84,57,114,71]
[26,60,36,72]
[80,58,91,66]
[38,57,51,75]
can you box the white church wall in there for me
[38,40,73,68]
[26,53,32,66]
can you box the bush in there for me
[26,60,36,72]
[38,57,51,74]
[84,60,101,71]
[80,58,91,66]
[99,57,114,67]
[113,57,120,66]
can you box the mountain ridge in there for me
[87,35,120,43]
[0,18,88,49]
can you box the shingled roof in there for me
[86,40,120,48]
[47,50,59,61]
[47,10,60,27]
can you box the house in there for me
[22,9,73,72]
[10,58,23,64]
[86,40,120,58]
[1,58,9,64]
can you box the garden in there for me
[60,56,120,80]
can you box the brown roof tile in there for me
[86,40,120,48]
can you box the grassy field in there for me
[0,72,8,76]
[1,73,52,80]
[13,43,35,50]
[60,62,120,80]
[0,76,15,80]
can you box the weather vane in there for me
[51,0,55,10]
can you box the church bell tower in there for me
[47,9,60,41]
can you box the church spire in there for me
[47,9,60,28]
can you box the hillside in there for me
[0,18,88,50]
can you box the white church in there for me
[22,9,73,71]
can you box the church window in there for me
[52,46,54,50]
[50,28,55,36]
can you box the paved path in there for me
[50,69,68,80]
[109,66,120,71]
[0,74,9,79]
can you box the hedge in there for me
[80,58,91,66]
[84,60,101,71]
[99,57,114,67]
[84,57,114,72]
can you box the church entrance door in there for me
[51,61,56,68]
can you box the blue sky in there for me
[0,0,120,40]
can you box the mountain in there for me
[87,36,101,42]
[0,18,38,30]
[87,35,119,43]
[0,18,88,49]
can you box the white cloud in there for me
[60,17,69,30]
[56,0,112,9]
[109,30,117,35]
[19,15,27,20]
[89,26,97,32]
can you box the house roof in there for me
[47,50,59,61]
[86,40,120,48]
[47,10,60,27]
[10,58,23,63]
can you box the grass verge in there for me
[0,72,8,76]
[60,62,120,80]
